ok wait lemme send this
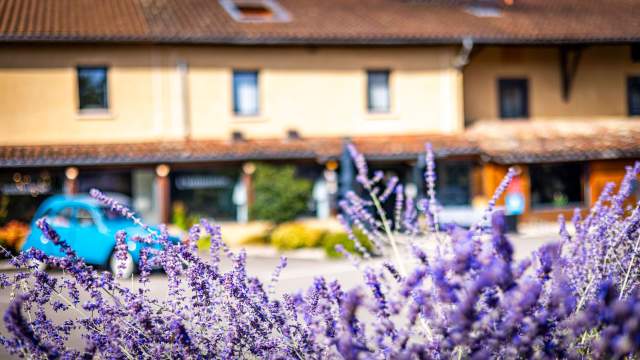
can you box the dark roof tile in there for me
[0,0,639,44]
[2,121,639,167]
[468,120,640,164]
[0,135,476,167]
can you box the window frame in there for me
[366,69,391,114]
[627,76,640,116]
[232,70,260,117]
[497,78,529,119]
[77,65,109,112]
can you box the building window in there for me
[233,70,259,116]
[77,66,108,110]
[498,78,528,119]
[530,163,584,209]
[628,76,640,116]
[631,44,640,63]
[367,70,390,113]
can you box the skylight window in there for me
[465,0,505,17]
[219,0,291,23]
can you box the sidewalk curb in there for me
[229,246,329,261]
[0,260,17,271]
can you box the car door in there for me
[43,206,75,258]
[73,206,113,266]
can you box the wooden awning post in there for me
[242,162,256,220]
[155,164,171,224]
[64,167,79,195]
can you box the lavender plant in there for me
[1,146,640,359]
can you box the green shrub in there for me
[171,202,190,231]
[270,223,325,250]
[250,163,312,224]
[172,202,203,232]
[322,229,374,258]
[196,234,211,252]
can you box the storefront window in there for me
[530,162,584,208]
[78,170,132,196]
[171,170,237,221]
[0,169,64,224]
[437,161,472,206]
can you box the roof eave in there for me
[1,35,640,46]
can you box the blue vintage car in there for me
[22,194,172,278]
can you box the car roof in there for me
[41,195,101,208]
[36,193,131,214]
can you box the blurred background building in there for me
[0,0,639,226]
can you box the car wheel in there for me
[109,251,135,279]
[29,259,47,272]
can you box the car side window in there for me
[76,208,96,227]
[50,207,73,227]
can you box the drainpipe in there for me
[177,60,191,140]
[453,37,474,69]
[452,37,473,130]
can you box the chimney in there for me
[231,131,246,142]
[286,129,301,140]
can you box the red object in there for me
[507,176,523,194]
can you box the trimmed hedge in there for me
[270,222,325,250]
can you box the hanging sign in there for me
[505,176,525,216]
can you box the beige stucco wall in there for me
[186,46,464,139]
[0,46,163,145]
[463,45,640,123]
[0,44,464,145]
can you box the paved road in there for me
[0,228,557,358]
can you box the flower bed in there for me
[0,220,28,256]
[1,144,640,358]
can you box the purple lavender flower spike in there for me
[269,256,288,295]
[364,267,389,317]
[490,210,513,263]
[4,294,60,358]
[424,143,438,225]
[114,230,128,278]
[472,167,517,237]
[347,143,371,187]
[337,214,372,259]
[379,176,398,203]
[393,184,404,232]
[90,188,154,236]
[138,247,152,285]
[371,170,384,185]
[382,262,403,283]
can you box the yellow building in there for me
[0,0,638,224]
